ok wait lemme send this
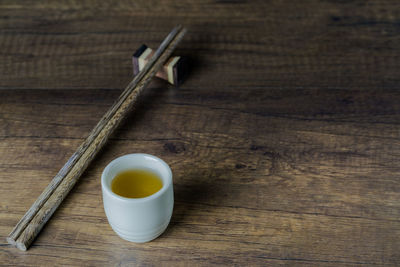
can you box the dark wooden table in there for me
[1,1,400,266]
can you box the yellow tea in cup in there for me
[111,169,163,198]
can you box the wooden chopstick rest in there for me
[133,44,187,85]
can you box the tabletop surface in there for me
[1,1,400,266]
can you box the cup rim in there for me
[101,153,172,203]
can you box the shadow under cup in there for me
[101,153,174,243]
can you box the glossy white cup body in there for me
[101,153,173,243]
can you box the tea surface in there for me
[111,169,163,198]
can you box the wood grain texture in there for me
[1,0,400,266]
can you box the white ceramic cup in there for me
[101,153,174,243]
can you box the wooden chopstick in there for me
[7,25,187,251]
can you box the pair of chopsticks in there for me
[7,25,187,251]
